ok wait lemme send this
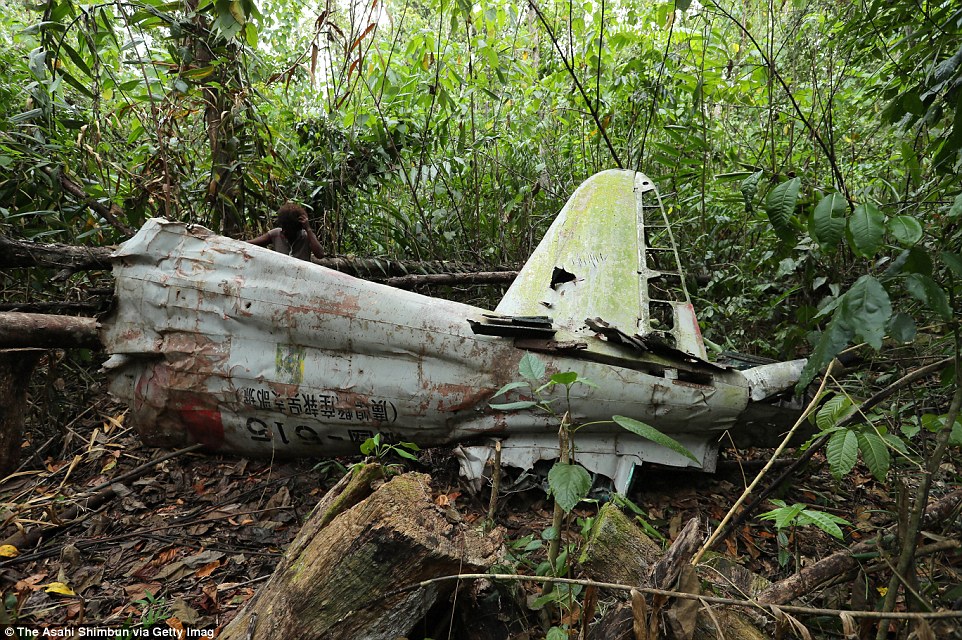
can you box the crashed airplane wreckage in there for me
[100,169,806,492]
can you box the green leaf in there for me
[903,274,952,321]
[848,203,885,257]
[492,380,528,397]
[489,400,539,411]
[759,501,805,529]
[887,313,916,343]
[60,71,96,99]
[947,193,962,220]
[882,433,909,456]
[575,375,598,388]
[950,421,962,447]
[359,434,380,455]
[797,315,853,391]
[839,275,892,350]
[826,429,858,479]
[518,352,546,381]
[797,509,849,539]
[816,394,854,431]
[886,215,923,246]
[548,462,592,513]
[545,627,568,640]
[764,177,801,239]
[550,371,578,385]
[392,447,418,460]
[857,431,891,481]
[739,169,762,213]
[612,416,700,464]
[59,42,93,78]
[811,193,846,249]
[941,251,962,279]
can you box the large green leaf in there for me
[612,416,700,464]
[857,431,891,481]
[826,429,858,479]
[848,203,885,257]
[764,177,801,239]
[886,215,923,246]
[548,462,592,513]
[839,275,892,350]
[811,192,846,249]
[903,274,952,320]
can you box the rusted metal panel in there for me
[101,170,808,492]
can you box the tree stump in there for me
[581,504,767,640]
[0,349,42,474]
[219,467,501,640]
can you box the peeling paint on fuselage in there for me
[102,218,750,466]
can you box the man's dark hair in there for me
[276,203,306,242]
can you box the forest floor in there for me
[1,353,960,638]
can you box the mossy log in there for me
[219,468,500,640]
[581,504,767,640]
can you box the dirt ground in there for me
[1,351,961,638]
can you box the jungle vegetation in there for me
[1,0,961,634]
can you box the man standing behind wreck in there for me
[249,203,325,261]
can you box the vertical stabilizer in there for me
[496,169,707,359]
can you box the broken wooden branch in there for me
[219,468,500,640]
[0,313,101,349]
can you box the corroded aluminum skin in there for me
[101,170,799,489]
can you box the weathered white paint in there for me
[101,170,805,491]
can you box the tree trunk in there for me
[219,467,500,640]
[0,350,42,474]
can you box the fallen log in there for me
[0,235,113,271]
[219,466,501,640]
[0,233,519,284]
[0,313,101,349]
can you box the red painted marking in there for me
[178,401,225,449]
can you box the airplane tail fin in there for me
[496,169,707,360]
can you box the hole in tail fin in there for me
[550,266,577,290]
